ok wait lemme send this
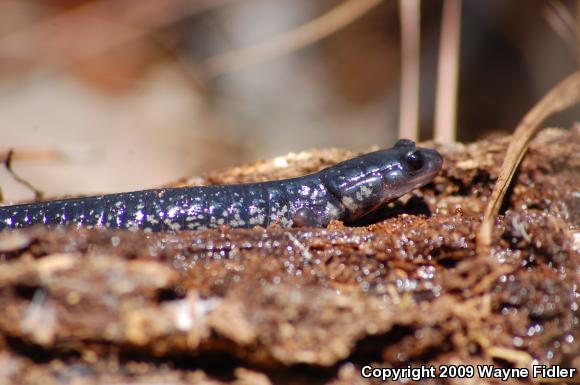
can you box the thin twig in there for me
[203,0,384,77]
[398,0,421,140]
[543,0,577,53]
[477,70,580,255]
[0,149,60,163]
[434,0,462,143]
[577,0,580,66]
[3,149,44,200]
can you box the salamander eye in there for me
[405,151,424,173]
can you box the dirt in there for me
[0,128,578,385]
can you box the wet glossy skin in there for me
[0,140,443,232]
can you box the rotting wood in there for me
[0,129,577,384]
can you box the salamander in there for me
[0,139,443,232]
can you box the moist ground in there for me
[0,128,577,384]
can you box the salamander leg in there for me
[292,207,324,227]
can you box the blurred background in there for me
[0,0,578,201]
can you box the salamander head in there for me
[324,139,443,221]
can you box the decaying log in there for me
[0,128,578,385]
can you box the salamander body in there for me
[0,140,443,232]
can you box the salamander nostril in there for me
[405,151,424,172]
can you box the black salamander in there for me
[0,139,443,232]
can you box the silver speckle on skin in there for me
[357,186,373,201]
[325,202,341,218]
[342,196,359,212]
[146,215,159,225]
